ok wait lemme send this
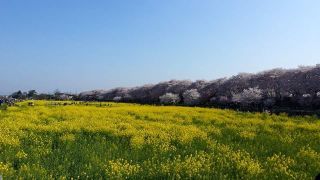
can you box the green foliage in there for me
[0,101,319,179]
[0,103,8,111]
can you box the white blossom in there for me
[232,87,262,104]
[113,96,122,102]
[302,94,311,98]
[159,93,180,104]
[183,89,201,105]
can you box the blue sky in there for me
[0,0,319,94]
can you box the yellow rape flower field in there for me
[0,101,319,179]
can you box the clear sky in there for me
[0,0,319,94]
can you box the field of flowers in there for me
[0,101,319,179]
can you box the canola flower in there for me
[0,100,319,179]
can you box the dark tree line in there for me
[6,90,76,101]
[4,65,320,115]
[78,65,320,115]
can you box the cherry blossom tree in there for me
[232,87,262,104]
[159,93,180,104]
[183,89,201,105]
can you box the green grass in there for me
[0,100,319,179]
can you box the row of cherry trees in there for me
[79,65,320,112]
